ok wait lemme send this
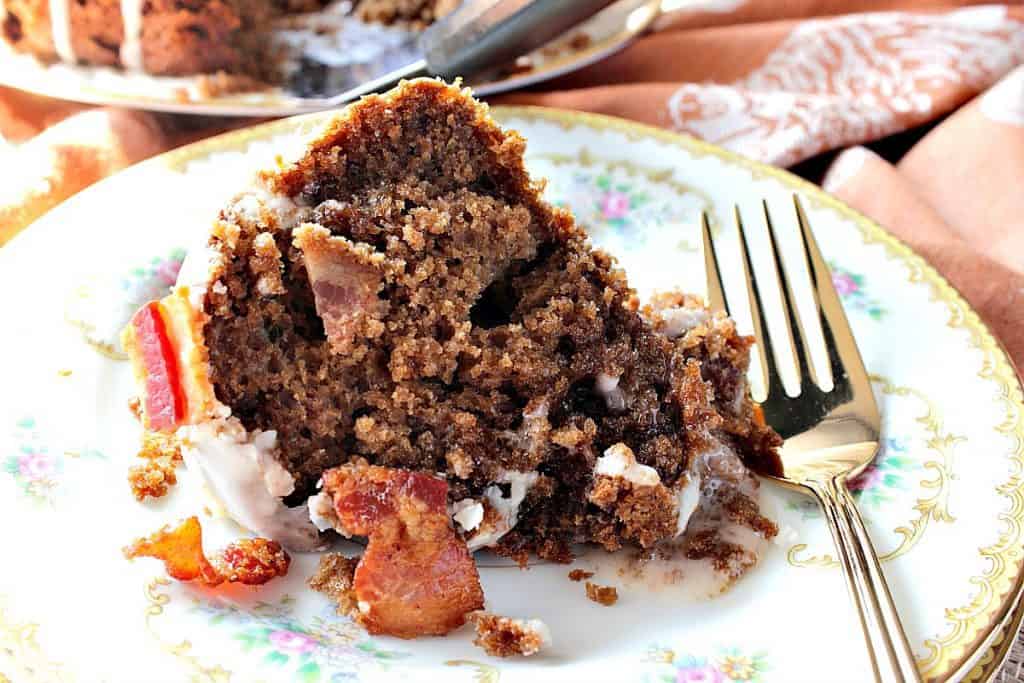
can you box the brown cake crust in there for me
[2,0,56,59]
[67,0,122,67]
[198,79,781,561]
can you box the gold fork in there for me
[702,197,922,683]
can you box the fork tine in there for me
[734,206,773,399]
[791,196,872,395]
[762,200,818,392]
[701,211,728,314]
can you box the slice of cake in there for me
[122,79,781,639]
[0,0,452,78]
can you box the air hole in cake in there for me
[435,320,455,343]
[470,277,517,329]
[556,335,576,359]
[92,37,119,55]
[184,24,209,40]
[3,12,22,43]
[563,378,608,423]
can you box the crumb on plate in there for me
[309,552,359,616]
[468,611,551,658]
[128,432,183,501]
[585,581,618,606]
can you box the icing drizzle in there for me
[119,0,145,70]
[48,0,74,63]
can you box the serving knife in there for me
[312,0,619,106]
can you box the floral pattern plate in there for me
[1,106,1022,683]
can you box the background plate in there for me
[0,106,1021,682]
[0,0,660,116]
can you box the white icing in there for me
[526,619,552,649]
[674,474,701,535]
[118,0,145,70]
[307,489,340,533]
[466,470,539,551]
[660,307,709,338]
[522,400,548,420]
[595,372,627,412]
[231,185,305,230]
[594,443,661,487]
[450,499,484,533]
[178,418,323,551]
[48,0,74,63]
[513,618,552,654]
[500,402,550,456]
[174,243,220,308]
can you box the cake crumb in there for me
[308,553,360,617]
[568,569,594,582]
[128,396,142,421]
[128,459,178,501]
[468,611,551,657]
[585,582,618,606]
[128,432,184,501]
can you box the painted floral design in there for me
[830,262,886,320]
[121,247,187,309]
[546,167,707,254]
[3,417,62,503]
[556,171,651,233]
[2,417,105,504]
[646,646,769,683]
[786,436,916,518]
[193,596,407,682]
[66,247,187,358]
[846,436,916,507]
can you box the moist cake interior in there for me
[202,79,780,565]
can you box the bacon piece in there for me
[123,516,289,586]
[121,288,219,432]
[126,302,186,431]
[320,461,485,638]
[293,224,388,355]
[217,538,291,585]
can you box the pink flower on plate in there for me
[268,630,318,655]
[832,272,859,296]
[848,466,883,492]
[676,665,727,683]
[600,191,631,220]
[156,259,183,286]
[18,452,56,481]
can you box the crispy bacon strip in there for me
[121,288,219,432]
[321,461,485,638]
[123,516,289,586]
[293,225,388,355]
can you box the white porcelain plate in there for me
[0,0,659,116]
[1,107,1022,683]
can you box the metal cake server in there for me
[314,0,619,106]
[703,198,922,683]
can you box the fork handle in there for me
[810,478,923,683]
